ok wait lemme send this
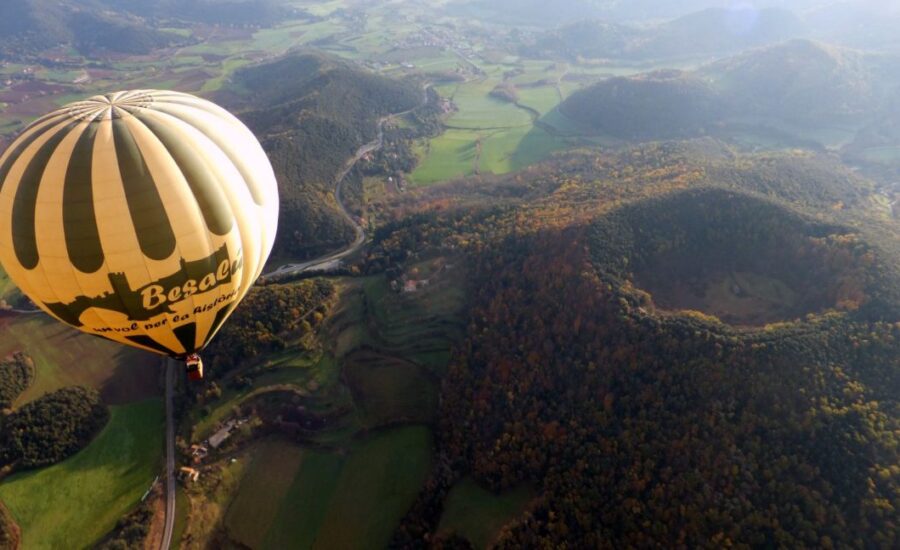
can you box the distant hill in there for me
[523,20,636,59]
[0,0,297,57]
[97,0,296,26]
[806,0,900,50]
[559,70,724,139]
[0,0,186,56]
[632,7,806,59]
[528,7,806,61]
[559,40,881,140]
[700,39,875,123]
[450,0,604,27]
[223,51,421,261]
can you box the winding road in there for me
[265,82,431,281]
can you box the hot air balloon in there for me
[0,90,279,380]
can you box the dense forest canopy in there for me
[0,387,108,471]
[0,354,34,410]
[204,279,337,372]
[373,142,899,547]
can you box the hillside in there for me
[523,20,636,60]
[222,51,421,261]
[559,71,723,139]
[370,143,899,548]
[807,0,900,50]
[97,0,296,26]
[558,40,881,140]
[527,7,804,61]
[0,0,186,56]
[700,39,875,124]
[451,0,603,27]
[634,7,806,59]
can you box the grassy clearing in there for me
[412,129,480,185]
[172,487,189,550]
[0,400,164,549]
[218,428,432,549]
[312,426,433,549]
[0,315,159,406]
[480,125,568,175]
[225,439,306,548]
[446,81,532,130]
[345,357,438,427]
[182,453,251,545]
[438,478,535,549]
[263,450,344,549]
[516,86,561,115]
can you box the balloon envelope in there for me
[0,90,279,357]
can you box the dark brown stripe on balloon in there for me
[64,121,105,273]
[132,112,234,235]
[12,121,80,269]
[0,116,69,193]
[173,322,197,354]
[112,115,177,261]
[151,100,266,205]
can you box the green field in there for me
[444,81,532,130]
[224,427,432,549]
[0,315,160,406]
[225,439,308,548]
[412,129,480,184]
[0,400,164,549]
[345,357,438,427]
[480,125,569,175]
[412,123,569,184]
[311,426,433,549]
[516,86,562,115]
[438,478,535,548]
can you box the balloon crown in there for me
[63,90,157,121]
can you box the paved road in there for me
[265,83,431,281]
[160,358,176,550]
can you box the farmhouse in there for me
[179,467,200,482]
[208,420,237,449]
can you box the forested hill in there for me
[370,143,900,548]
[528,7,804,60]
[0,0,186,56]
[223,51,421,261]
[559,39,883,140]
[559,71,724,140]
[97,0,296,26]
[700,39,875,123]
[0,0,298,57]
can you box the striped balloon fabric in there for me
[0,90,279,358]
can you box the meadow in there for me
[438,478,535,548]
[0,314,159,406]
[0,400,164,549]
[223,427,431,549]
